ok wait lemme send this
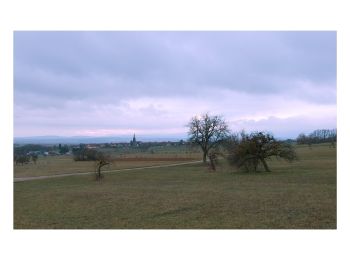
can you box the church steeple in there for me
[130,133,137,147]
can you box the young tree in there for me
[225,131,297,172]
[187,113,230,163]
[95,152,112,181]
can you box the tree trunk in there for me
[97,164,102,179]
[96,161,109,180]
[202,150,208,163]
[260,157,271,172]
[97,164,102,180]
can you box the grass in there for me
[14,143,336,229]
[14,153,201,178]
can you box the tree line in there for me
[296,129,336,145]
[14,153,38,165]
[14,143,71,165]
[72,145,105,161]
[14,114,336,177]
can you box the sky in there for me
[14,31,337,139]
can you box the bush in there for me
[225,131,297,172]
[14,155,30,165]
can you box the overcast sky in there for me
[14,31,336,139]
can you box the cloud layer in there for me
[14,31,337,138]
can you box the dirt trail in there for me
[14,160,202,182]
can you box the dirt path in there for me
[14,160,202,182]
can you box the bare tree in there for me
[95,152,112,181]
[187,113,230,163]
[297,128,337,145]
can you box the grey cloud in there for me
[14,31,337,137]
[15,31,336,107]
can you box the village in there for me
[14,134,189,165]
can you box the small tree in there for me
[95,152,111,181]
[187,113,230,163]
[226,131,297,172]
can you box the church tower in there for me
[130,133,137,147]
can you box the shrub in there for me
[225,131,297,172]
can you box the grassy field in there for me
[14,153,201,178]
[14,143,336,229]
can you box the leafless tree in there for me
[187,113,230,163]
[95,152,112,181]
[297,128,337,145]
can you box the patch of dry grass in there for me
[14,143,336,229]
[14,153,201,178]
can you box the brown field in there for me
[14,153,202,178]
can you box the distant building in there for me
[130,133,138,147]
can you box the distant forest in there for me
[296,129,337,145]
